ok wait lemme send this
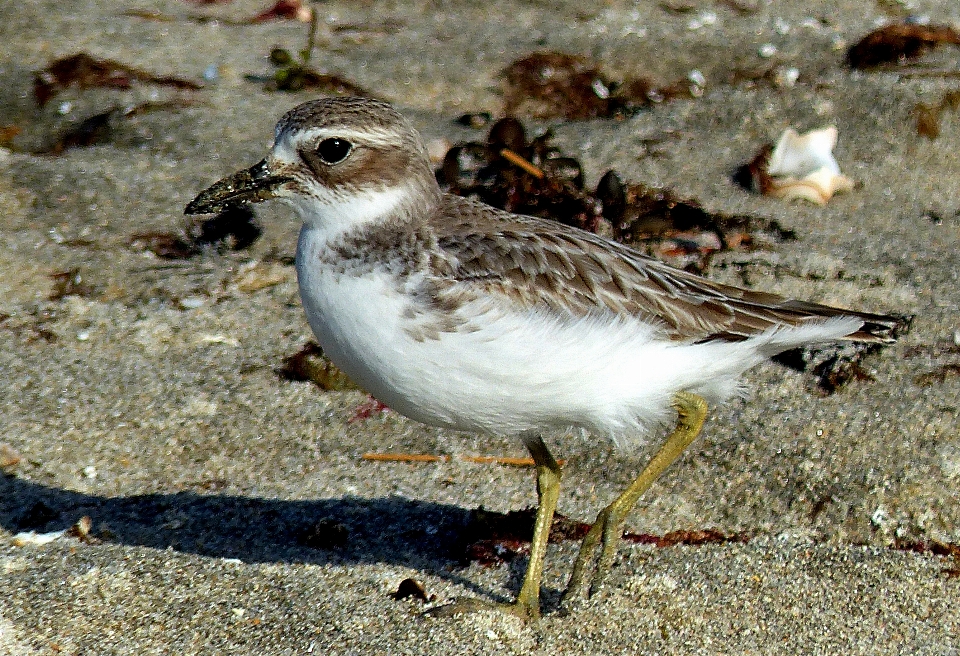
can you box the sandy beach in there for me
[1,1,958,653]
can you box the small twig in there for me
[361,452,564,467]
[300,7,320,64]
[499,148,545,179]
[463,455,562,466]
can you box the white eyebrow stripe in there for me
[291,126,402,148]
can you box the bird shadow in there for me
[0,474,521,601]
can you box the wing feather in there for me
[431,194,901,343]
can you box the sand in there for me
[1,0,958,654]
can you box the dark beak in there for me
[184,159,292,215]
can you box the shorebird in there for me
[186,96,901,620]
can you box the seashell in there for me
[764,126,854,205]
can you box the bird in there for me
[185,96,903,621]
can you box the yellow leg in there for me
[427,434,562,622]
[562,392,708,604]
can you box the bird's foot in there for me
[425,596,540,622]
[560,507,621,606]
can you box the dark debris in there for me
[48,269,95,301]
[438,116,601,232]
[457,506,588,567]
[614,180,796,272]
[296,518,349,550]
[913,90,960,140]
[439,117,794,274]
[914,363,960,387]
[129,204,263,259]
[390,578,433,602]
[456,112,493,129]
[893,539,960,578]
[846,23,960,69]
[65,515,98,544]
[39,109,115,154]
[0,309,59,344]
[128,232,197,260]
[733,142,774,195]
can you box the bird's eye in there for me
[315,138,352,164]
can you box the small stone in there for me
[0,443,22,468]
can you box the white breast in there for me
[295,223,862,448]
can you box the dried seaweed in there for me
[34,53,202,107]
[439,118,793,273]
[893,539,960,577]
[621,528,749,547]
[457,506,747,566]
[265,48,371,94]
[913,90,960,139]
[38,102,191,155]
[249,0,311,23]
[438,116,601,231]
[501,52,614,120]
[501,51,694,120]
[613,179,796,269]
[846,23,960,69]
[914,363,960,387]
[276,341,360,391]
[255,14,372,95]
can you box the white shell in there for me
[765,126,854,205]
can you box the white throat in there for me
[284,183,414,244]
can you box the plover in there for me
[186,96,902,620]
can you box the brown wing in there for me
[431,194,902,343]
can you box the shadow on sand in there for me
[0,474,529,601]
